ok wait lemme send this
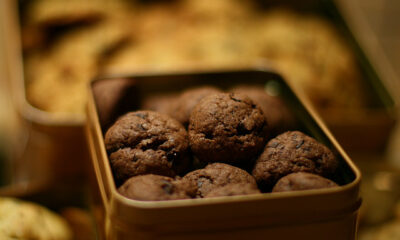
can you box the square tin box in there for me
[85,69,361,240]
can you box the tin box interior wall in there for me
[92,70,357,187]
[86,69,361,239]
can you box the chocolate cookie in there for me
[118,174,191,201]
[105,111,190,184]
[171,86,221,126]
[231,85,294,136]
[182,163,258,198]
[204,183,261,198]
[141,93,178,116]
[252,131,338,191]
[188,93,268,164]
[93,78,137,130]
[272,172,338,192]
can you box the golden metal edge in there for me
[87,69,362,210]
[4,0,85,127]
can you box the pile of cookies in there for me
[104,85,339,201]
[0,197,72,239]
[22,0,364,115]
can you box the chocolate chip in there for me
[137,124,146,130]
[270,141,280,148]
[135,112,147,119]
[229,93,243,103]
[167,152,177,162]
[161,180,174,194]
[237,122,251,136]
[296,140,304,149]
[204,132,213,140]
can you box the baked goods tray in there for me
[86,69,361,240]
[1,0,89,190]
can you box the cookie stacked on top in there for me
[104,85,339,201]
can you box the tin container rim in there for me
[86,68,361,210]
[2,0,85,127]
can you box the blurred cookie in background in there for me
[25,19,131,114]
[0,197,73,240]
[22,0,367,117]
[170,86,222,127]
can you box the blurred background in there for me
[0,0,399,239]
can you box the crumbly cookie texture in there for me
[188,93,268,164]
[182,163,258,198]
[0,197,72,240]
[118,174,192,201]
[252,131,338,191]
[105,111,190,184]
[272,172,338,192]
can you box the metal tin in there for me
[85,69,362,240]
[320,0,398,152]
[1,0,88,189]
[2,0,397,165]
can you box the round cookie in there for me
[231,85,294,136]
[182,163,258,198]
[141,93,178,116]
[204,183,261,198]
[171,86,221,126]
[252,131,338,191]
[118,174,192,201]
[188,92,268,164]
[105,111,190,184]
[0,197,72,240]
[272,172,338,192]
[93,78,137,130]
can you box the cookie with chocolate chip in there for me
[272,172,338,192]
[182,163,258,198]
[188,93,268,164]
[105,111,190,184]
[252,131,338,191]
[118,174,191,201]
